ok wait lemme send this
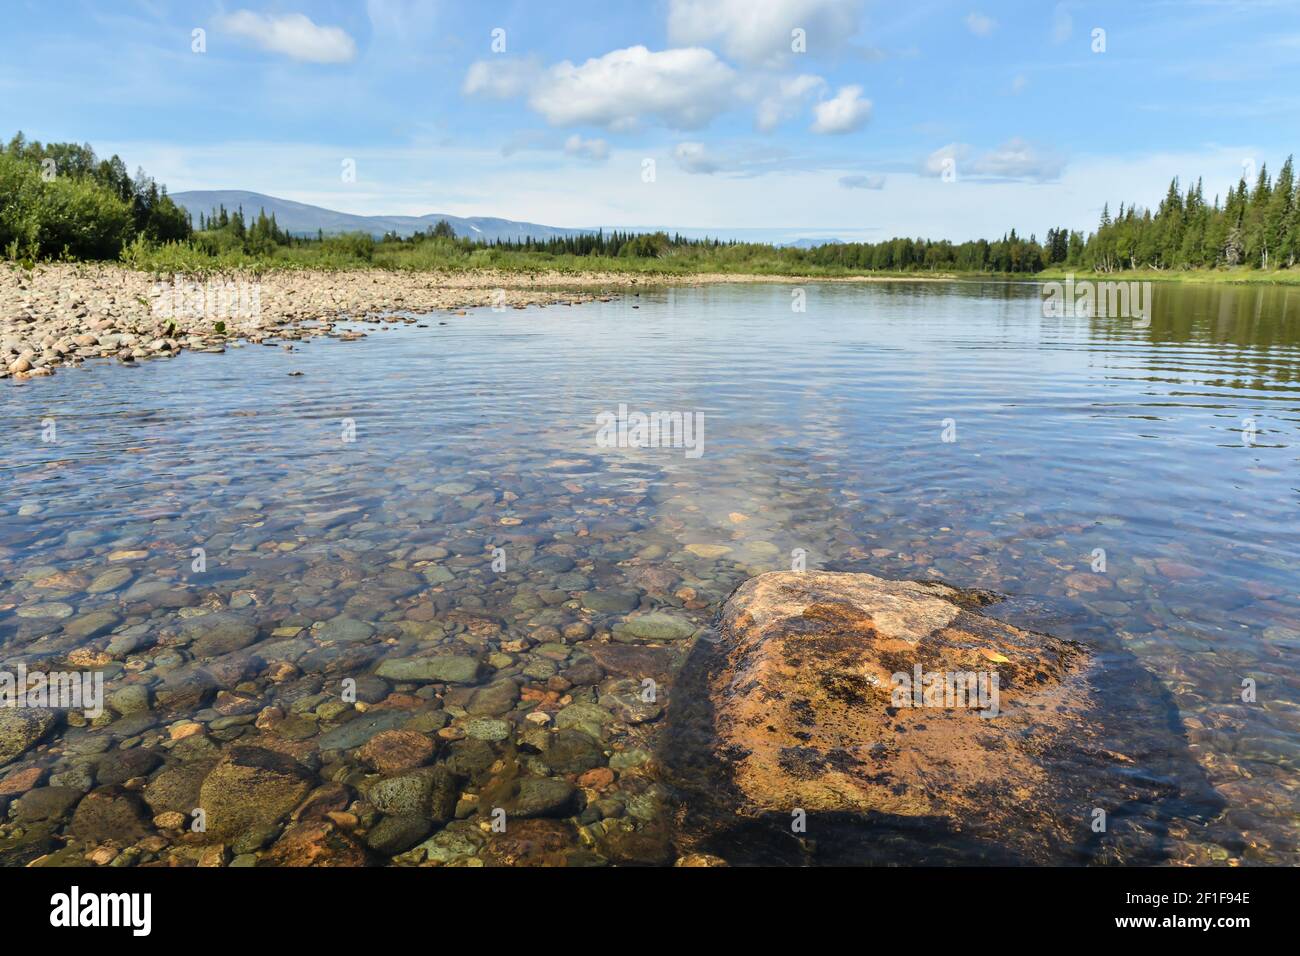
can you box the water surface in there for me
[2,280,1296,865]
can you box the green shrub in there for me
[321,231,375,262]
[36,175,133,259]
[0,152,42,258]
[0,150,133,260]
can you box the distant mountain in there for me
[170,190,588,242]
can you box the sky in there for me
[2,0,1299,242]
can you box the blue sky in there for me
[2,0,1298,242]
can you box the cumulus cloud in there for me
[811,85,872,134]
[674,142,724,174]
[564,134,610,161]
[965,12,996,37]
[462,56,544,98]
[923,139,1064,182]
[217,10,356,63]
[755,74,826,131]
[839,173,885,189]
[924,142,970,176]
[465,46,736,131]
[668,0,865,64]
[534,46,735,130]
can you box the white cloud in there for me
[924,139,1064,182]
[970,138,1064,180]
[668,0,865,64]
[965,12,996,37]
[756,74,825,131]
[217,10,357,63]
[675,142,724,174]
[564,134,610,161]
[535,46,735,130]
[839,173,885,189]
[466,46,736,131]
[462,57,544,98]
[672,141,790,176]
[1011,73,1028,94]
[811,85,872,134]
[924,142,971,176]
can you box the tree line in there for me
[396,224,1053,271]
[3,131,1297,276]
[1083,160,1298,271]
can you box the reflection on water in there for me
[0,279,1296,866]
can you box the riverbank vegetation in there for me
[3,132,1298,283]
[0,133,190,261]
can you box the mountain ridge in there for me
[170,190,589,242]
[171,191,852,247]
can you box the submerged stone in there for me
[580,590,640,614]
[665,570,1223,865]
[318,711,410,751]
[366,813,432,856]
[375,655,482,684]
[490,776,578,819]
[0,708,57,766]
[260,821,370,867]
[316,617,375,643]
[196,746,314,842]
[69,785,151,844]
[183,612,258,658]
[368,765,459,821]
[63,609,121,640]
[358,730,435,772]
[612,611,695,643]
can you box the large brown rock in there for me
[710,571,1083,818]
[665,570,1222,865]
[197,746,314,843]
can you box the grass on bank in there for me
[112,235,955,279]
[108,238,1300,286]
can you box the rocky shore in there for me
[0,263,937,381]
[0,263,633,380]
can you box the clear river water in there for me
[1,279,1296,866]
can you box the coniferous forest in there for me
[2,132,1297,278]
